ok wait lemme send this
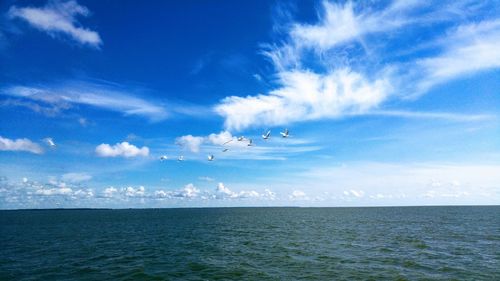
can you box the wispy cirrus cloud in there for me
[61,172,92,183]
[8,0,102,47]
[214,0,500,131]
[216,69,391,131]
[0,136,43,154]
[1,81,169,121]
[415,19,500,93]
[366,110,495,122]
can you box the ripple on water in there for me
[1,207,499,280]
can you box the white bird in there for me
[177,155,184,161]
[280,129,289,138]
[208,154,214,161]
[222,148,229,152]
[247,139,254,146]
[262,130,271,140]
[237,136,245,141]
[159,155,168,161]
[44,137,56,147]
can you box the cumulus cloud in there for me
[101,186,147,198]
[153,184,201,199]
[95,142,149,158]
[296,162,500,204]
[215,182,264,199]
[36,186,73,196]
[207,131,233,146]
[343,189,365,198]
[123,186,146,197]
[216,182,236,198]
[8,0,102,47]
[175,184,200,198]
[103,187,118,198]
[73,189,94,198]
[289,190,308,200]
[175,135,204,153]
[175,131,252,154]
[11,177,95,200]
[0,136,43,154]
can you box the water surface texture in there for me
[1,206,499,280]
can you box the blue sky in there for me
[0,0,499,209]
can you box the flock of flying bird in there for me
[161,129,290,162]
[37,130,291,163]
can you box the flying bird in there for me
[177,155,184,161]
[43,137,56,147]
[247,139,254,146]
[208,154,215,161]
[222,148,229,152]
[159,155,168,161]
[280,129,289,138]
[262,130,271,140]
[237,136,245,141]
[223,139,233,145]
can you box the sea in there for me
[1,206,499,280]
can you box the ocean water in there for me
[1,206,499,280]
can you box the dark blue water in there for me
[1,207,499,280]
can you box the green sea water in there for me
[1,206,499,280]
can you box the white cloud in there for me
[78,117,88,126]
[215,1,399,131]
[101,186,146,198]
[216,69,391,130]
[0,136,43,154]
[253,74,262,81]
[174,184,200,198]
[173,130,320,161]
[289,190,308,200]
[35,186,73,196]
[1,82,168,121]
[175,131,255,155]
[343,189,365,198]
[207,131,233,146]
[30,178,94,198]
[175,135,204,153]
[295,162,500,204]
[61,172,92,183]
[416,19,500,92]
[198,176,215,182]
[153,184,201,199]
[9,0,102,47]
[95,142,149,158]
[73,189,94,198]
[262,189,277,200]
[215,182,263,199]
[103,187,118,198]
[214,1,500,130]
[368,110,495,122]
[216,182,237,198]
[123,186,146,197]
[289,1,411,52]
[154,190,169,198]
